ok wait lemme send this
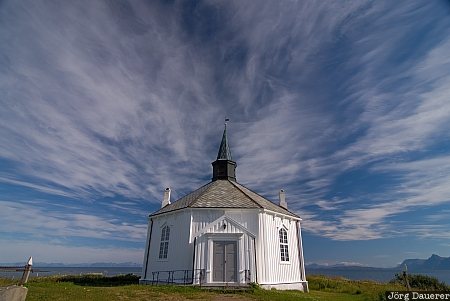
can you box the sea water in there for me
[0,266,142,280]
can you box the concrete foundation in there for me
[0,285,28,301]
[260,281,309,292]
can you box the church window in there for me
[159,226,170,259]
[279,228,289,262]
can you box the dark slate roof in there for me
[216,125,232,160]
[150,179,299,218]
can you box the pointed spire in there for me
[212,119,237,181]
[216,120,232,160]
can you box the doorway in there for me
[212,241,237,282]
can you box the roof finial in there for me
[224,117,229,133]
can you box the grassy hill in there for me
[0,274,422,301]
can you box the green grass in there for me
[306,275,405,301]
[0,274,409,301]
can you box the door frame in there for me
[213,240,237,283]
[205,233,242,284]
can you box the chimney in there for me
[161,187,171,208]
[279,189,287,209]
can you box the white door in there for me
[213,241,237,282]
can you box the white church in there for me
[140,124,308,291]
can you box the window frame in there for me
[279,228,290,263]
[158,225,170,260]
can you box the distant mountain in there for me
[306,263,326,269]
[306,263,383,270]
[306,255,450,271]
[399,254,450,271]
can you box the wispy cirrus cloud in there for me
[230,2,448,215]
[302,155,450,240]
[0,238,143,264]
[0,201,146,242]
[0,1,224,203]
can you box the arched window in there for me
[279,228,289,262]
[159,225,170,259]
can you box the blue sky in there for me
[1,0,450,267]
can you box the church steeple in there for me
[216,122,232,160]
[212,120,237,181]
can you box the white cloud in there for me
[0,201,147,242]
[0,1,224,203]
[0,238,143,264]
[302,155,450,240]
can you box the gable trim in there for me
[192,215,256,238]
[262,208,302,221]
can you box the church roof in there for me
[150,179,299,218]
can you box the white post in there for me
[19,257,32,285]
[297,222,308,292]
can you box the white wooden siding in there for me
[144,210,193,279]
[257,212,303,284]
